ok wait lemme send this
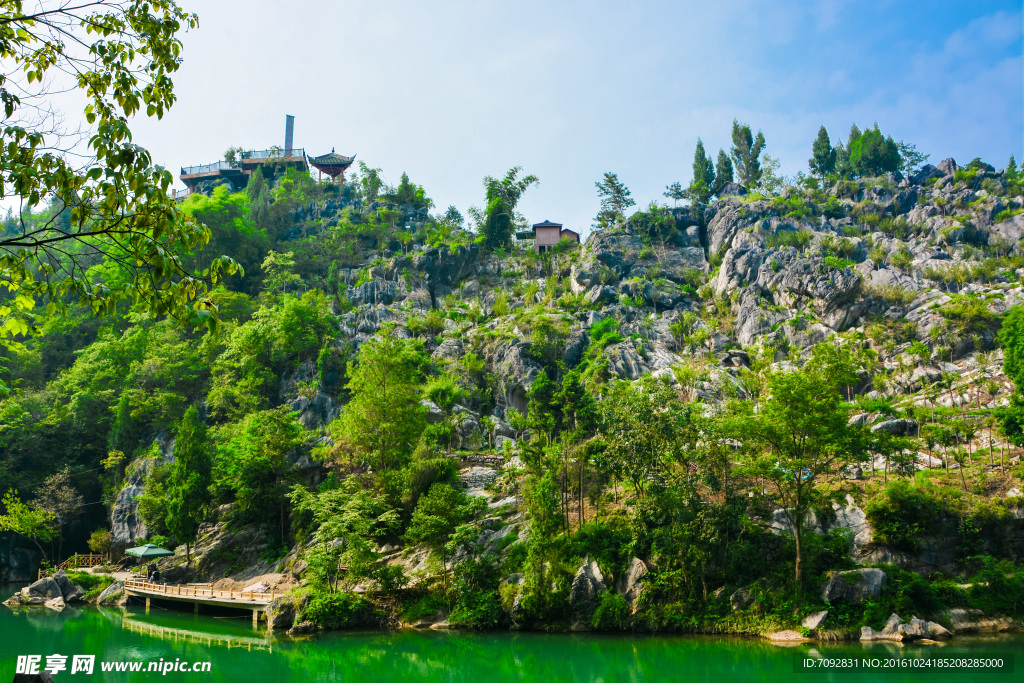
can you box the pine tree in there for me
[165,405,213,568]
[849,124,900,178]
[714,149,734,190]
[688,139,715,204]
[730,120,766,189]
[809,126,836,178]
[593,172,635,228]
[1006,155,1019,181]
[847,123,862,149]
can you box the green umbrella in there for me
[124,543,174,559]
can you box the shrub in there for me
[302,591,378,629]
[967,556,1024,617]
[65,571,114,601]
[862,284,916,306]
[887,247,914,271]
[864,481,955,552]
[766,229,813,252]
[591,592,630,630]
[822,255,855,270]
[405,457,459,509]
[994,208,1023,223]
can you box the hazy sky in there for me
[131,0,1023,237]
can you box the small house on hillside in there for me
[527,220,580,253]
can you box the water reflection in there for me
[1,584,1022,683]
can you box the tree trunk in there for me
[794,515,804,599]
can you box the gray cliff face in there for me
[110,433,175,547]
[0,532,41,582]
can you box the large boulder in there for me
[821,568,887,604]
[717,182,747,198]
[25,576,63,600]
[95,580,123,605]
[730,579,769,611]
[860,613,953,642]
[871,419,917,436]
[411,243,480,289]
[347,278,405,307]
[52,570,85,603]
[266,597,296,631]
[569,556,607,614]
[490,342,543,415]
[615,557,647,605]
[947,608,1014,633]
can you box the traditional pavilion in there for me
[308,149,357,183]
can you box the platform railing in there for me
[38,553,106,580]
[123,578,278,603]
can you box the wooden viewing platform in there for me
[123,579,280,625]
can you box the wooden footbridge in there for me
[123,579,281,626]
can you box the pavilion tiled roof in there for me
[309,151,355,165]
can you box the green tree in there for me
[108,392,137,455]
[289,480,401,592]
[730,120,766,188]
[809,126,836,178]
[0,0,240,374]
[331,328,427,471]
[997,305,1024,445]
[260,250,303,297]
[754,154,786,196]
[403,483,481,591]
[593,172,635,228]
[663,182,686,207]
[849,125,900,177]
[0,489,55,560]
[165,405,212,568]
[687,139,716,204]
[357,162,385,202]
[897,141,929,175]
[714,149,734,191]
[730,346,867,590]
[601,375,697,498]
[87,528,112,561]
[32,467,83,560]
[218,407,305,542]
[481,167,538,250]
[833,124,861,178]
[1006,155,1019,181]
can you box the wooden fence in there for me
[37,553,106,580]
[123,578,278,604]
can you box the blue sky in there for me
[132,0,1023,238]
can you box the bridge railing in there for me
[124,578,280,603]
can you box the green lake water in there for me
[1,584,1022,682]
